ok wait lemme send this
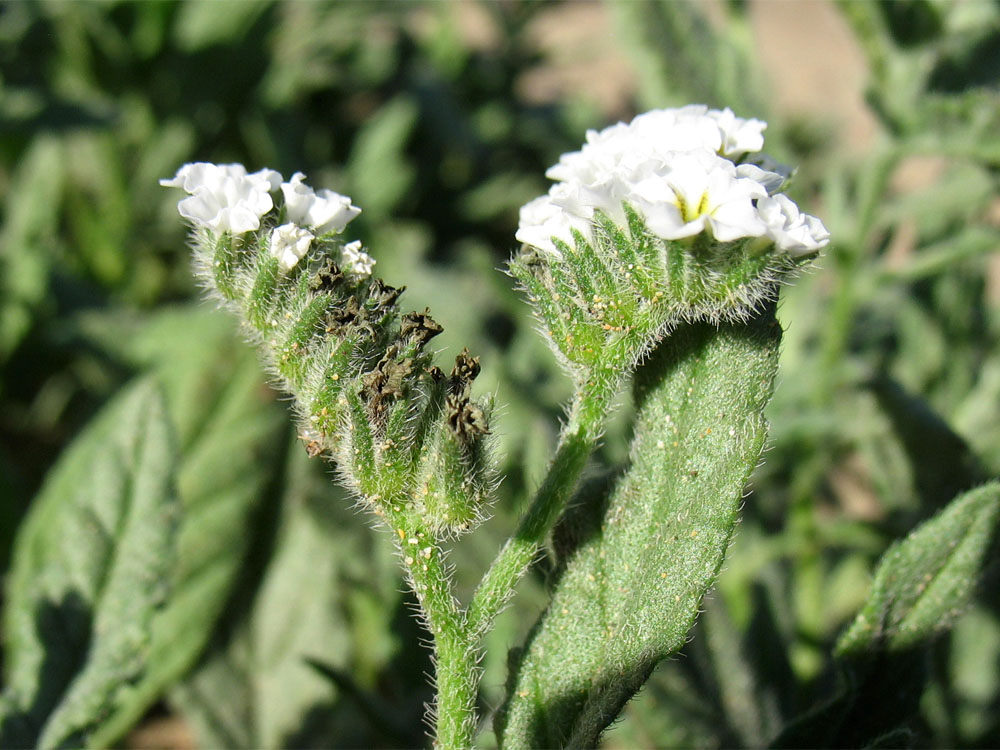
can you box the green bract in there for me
[508,205,801,389]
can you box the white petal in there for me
[280,173,360,235]
[341,239,375,277]
[269,223,314,271]
[162,162,279,234]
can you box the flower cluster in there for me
[516,105,828,257]
[161,162,372,277]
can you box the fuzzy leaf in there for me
[0,379,179,749]
[172,446,420,749]
[498,310,781,748]
[0,137,61,368]
[70,306,288,747]
[837,482,1000,656]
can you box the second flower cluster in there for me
[161,163,373,276]
[516,105,829,257]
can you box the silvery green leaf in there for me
[71,305,288,747]
[1,379,179,749]
[172,446,414,749]
[498,310,781,748]
[837,481,1000,656]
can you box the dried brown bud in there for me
[401,309,444,349]
[361,347,414,419]
[446,394,490,441]
[310,258,346,292]
[369,278,405,310]
[449,348,481,399]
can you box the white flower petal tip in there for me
[341,240,375,278]
[281,172,361,236]
[269,223,315,271]
[160,162,282,235]
[706,107,767,156]
[515,195,593,257]
[758,195,830,256]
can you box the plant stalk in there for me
[385,506,477,749]
[467,379,612,638]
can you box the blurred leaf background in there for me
[1,1,999,747]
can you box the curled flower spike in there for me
[160,160,496,541]
[160,162,281,234]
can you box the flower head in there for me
[160,162,281,234]
[281,172,361,236]
[269,223,315,271]
[518,105,827,257]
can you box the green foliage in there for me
[0,380,179,749]
[81,306,288,747]
[838,482,1000,655]
[611,0,765,115]
[171,446,424,749]
[498,309,781,748]
[2,0,1000,748]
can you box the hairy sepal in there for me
[509,205,799,392]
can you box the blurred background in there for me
[2,1,999,747]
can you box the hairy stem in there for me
[390,375,613,745]
[467,379,612,638]
[384,506,477,749]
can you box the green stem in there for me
[467,380,612,638]
[387,375,613,745]
[385,506,477,750]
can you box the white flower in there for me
[160,162,282,234]
[546,105,767,188]
[735,162,787,195]
[517,105,828,256]
[630,151,768,241]
[757,194,830,255]
[280,172,361,236]
[515,193,594,256]
[269,223,315,271]
[341,240,375,278]
[704,107,766,155]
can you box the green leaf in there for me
[0,136,61,368]
[173,0,270,52]
[69,305,288,747]
[610,0,765,115]
[1,379,179,749]
[837,482,1000,656]
[347,95,419,218]
[868,375,984,516]
[172,446,415,749]
[498,309,782,748]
